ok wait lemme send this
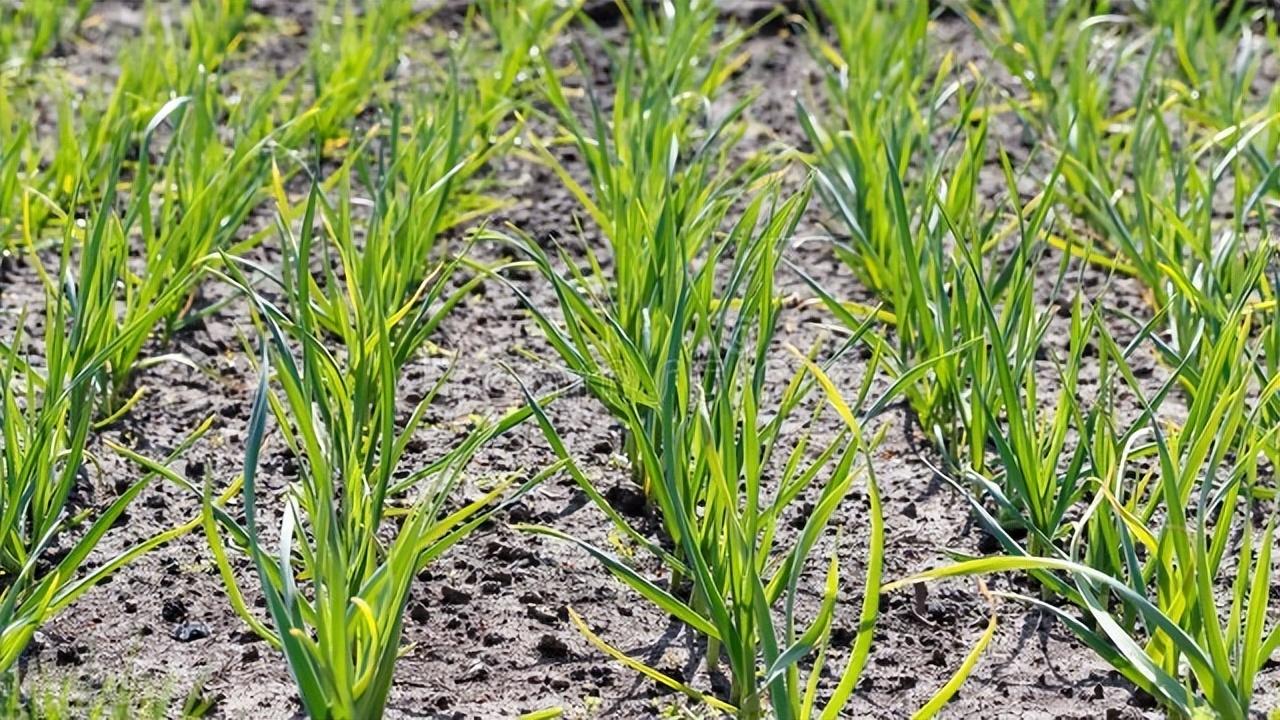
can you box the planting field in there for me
[3,0,1280,718]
